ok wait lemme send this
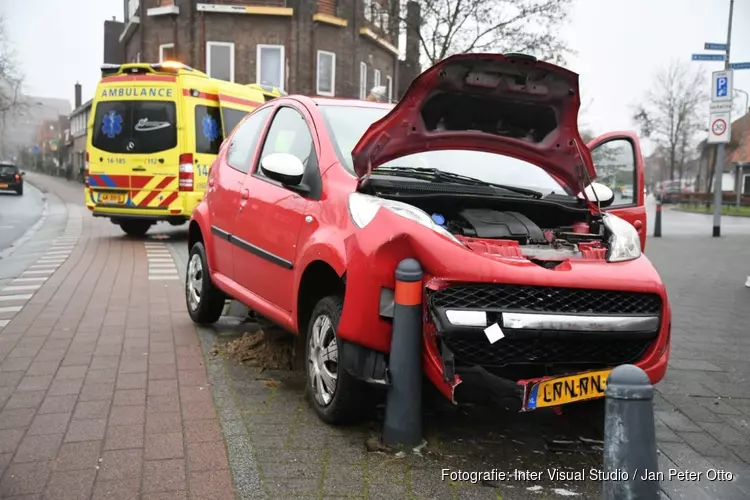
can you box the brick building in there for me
[110,0,421,101]
[68,83,93,178]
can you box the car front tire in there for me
[185,241,226,325]
[120,220,152,237]
[306,295,371,425]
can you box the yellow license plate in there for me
[99,192,126,205]
[0,183,8,188]
[523,369,612,410]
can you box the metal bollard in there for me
[602,364,659,500]
[383,258,424,447]
[653,200,662,238]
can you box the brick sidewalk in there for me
[0,173,235,499]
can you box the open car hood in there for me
[351,53,597,193]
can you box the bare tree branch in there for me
[403,0,573,67]
[632,60,706,182]
[0,16,24,115]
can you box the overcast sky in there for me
[2,0,749,154]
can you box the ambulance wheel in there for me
[186,241,225,325]
[120,220,152,237]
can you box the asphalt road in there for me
[0,181,45,252]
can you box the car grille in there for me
[428,284,662,315]
[443,337,651,368]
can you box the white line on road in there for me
[0,319,9,328]
[27,266,58,271]
[0,305,23,313]
[146,252,171,256]
[148,262,177,268]
[37,259,66,263]
[147,258,174,263]
[21,270,53,276]
[148,275,179,280]
[149,268,178,274]
[0,294,33,301]
[2,284,41,292]
[12,277,47,283]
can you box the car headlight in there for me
[602,213,642,262]
[348,193,463,246]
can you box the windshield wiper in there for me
[373,166,543,198]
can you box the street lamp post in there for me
[735,88,748,208]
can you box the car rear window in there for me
[0,164,18,175]
[92,100,177,154]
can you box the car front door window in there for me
[226,107,272,174]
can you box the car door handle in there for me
[241,189,249,200]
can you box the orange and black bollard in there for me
[383,258,424,447]
[654,200,662,238]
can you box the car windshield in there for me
[319,105,568,196]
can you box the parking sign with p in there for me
[711,70,733,102]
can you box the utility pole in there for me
[711,0,734,237]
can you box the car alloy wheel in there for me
[308,313,338,406]
[186,253,203,312]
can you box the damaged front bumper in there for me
[335,209,672,409]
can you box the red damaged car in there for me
[186,53,671,424]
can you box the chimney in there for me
[405,1,421,70]
[74,82,82,109]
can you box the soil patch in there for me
[216,330,295,370]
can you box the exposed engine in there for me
[426,206,608,261]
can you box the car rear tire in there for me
[120,220,152,237]
[306,295,371,425]
[15,186,23,195]
[186,241,226,325]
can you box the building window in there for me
[374,69,381,89]
[159,43,175,63]
[257,45,285,91]
[359,62,367,100]
[206,42,235,82]
[128,0,139,20]
[316,51,336,97]
[364,0,390,33]
[386,75,393,103]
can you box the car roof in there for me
[0,162,17,168]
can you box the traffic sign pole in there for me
[711,0,734,237]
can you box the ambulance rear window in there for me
[92,100,177,154]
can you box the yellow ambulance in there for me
[85,62,272,236]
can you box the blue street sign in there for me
[730,62,750,70]
[31,145,40,153]
[692,54,726,61]
[704,42,728,51]
[717,76,728,97]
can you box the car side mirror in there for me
[577,182,615,207]
[260,153,304,186]
[21,172,26,176]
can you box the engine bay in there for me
[364,188,611,261]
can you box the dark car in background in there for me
[0,162,24,195]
